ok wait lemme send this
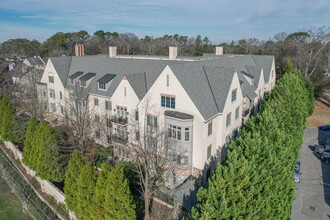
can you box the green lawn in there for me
[0,176,31,220]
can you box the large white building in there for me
[38,46,275,209]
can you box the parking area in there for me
[291,128,330,220]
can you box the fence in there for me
[2,141,76,220]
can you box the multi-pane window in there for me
[161,95,175,109]
[184,152,189,165]
[226,113,231,127]
[168,125,181,140]
[80,80,86,87]
[95,115,100,122]
[99,82,106,90]
[48,76,54,83]
[208,121,212,136]
[207,145,212,160]
[60,106,64,114]
[60,91,62,99]
[135,111,139,121]
[50,103,56,112]
[43,91,46,97]
[107,135,111,144]
[105,101,111,110]
[117,107,127,119]
[232,89,237,102]
[147,115,157,127]
[147,138,157,151]
[235,107,239,119]
[94,98,99,106]
[106,118,112,128]
[70,78,74,85]
[185,128,190,141]
[136,131,140,140]
[49,90,55,98]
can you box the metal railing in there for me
[111,116,128,125]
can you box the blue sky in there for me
[0,0,329,44]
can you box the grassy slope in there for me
[0,177,31,220]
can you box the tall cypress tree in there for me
[76,163,97,219]
[90,163,112,220]
[35,121,64,182]
[64,151,84,214]
[22,117,39,168]
[0,99,19,142]
[104,164,136,220]
[190,71,314,219]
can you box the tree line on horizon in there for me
[0,27,329,95]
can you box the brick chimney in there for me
[75,44,84,56]
[169,46,177,60]
[215,46,223,55]
[109,47,117,58]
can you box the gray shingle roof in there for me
[164,110,194,120]
[97,74,116,83]
[69,71,83,79]
[245,65,262,87]
[49,56,72,86]
[79,72,96,81]
[251,55,274,83]
[48,54,272,121]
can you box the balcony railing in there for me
[111,116,128,125]
[154,191,174,206]
[112,135,128,145]
[242,108,250,117]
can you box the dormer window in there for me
[69,71,83,85]
[99,82,106,90]
[80,80,86,87]
[70,78,74,85]
[97,74,116,91]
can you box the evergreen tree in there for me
[35,121,64,182]
[22,117,39,168]
[90,163,112,220]
[284,60,294,74]
[190,71,314,219]
[64,151,84,214]
[0,98,20,141]
[104,164,136,220]
[76,163,97,219]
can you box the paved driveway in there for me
[291,128,330,220]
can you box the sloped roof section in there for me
[245,65,262,87]
[237,72,257,100]
[97,74,116,83]
[203,66,235,113]
[49,56,72,86]
[126,72,147,100]
[169,62,219,121]
[79,72,96,81]
[69,71,83,79]
[252,55,274,83]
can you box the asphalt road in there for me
[291,128,330,220]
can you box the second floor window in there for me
[207,145,212,160]
[48,76,54,83]
[49,90,55,98]
[94,98,99,106]
[185,128,190,141]
[105,101,111,110]
[226,112,231,127]
[147,115,157,127]
[235,107,239,119]
[50,103,56,112]
[161,95,175,109]
[208,121,212,136]
[117,107,127,119]
[135,111,139,121]
[106,118,112,128]
[95,115,100,122]
[168,125,181,140]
